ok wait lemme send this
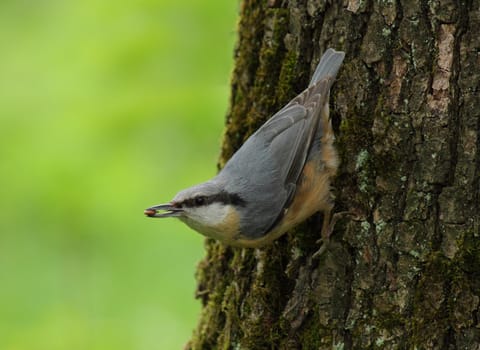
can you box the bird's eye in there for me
[195,196,206,206]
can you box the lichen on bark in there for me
[186,0,480,349]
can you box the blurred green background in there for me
[0,1,237,349]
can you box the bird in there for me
[145,48,345,249]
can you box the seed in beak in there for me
[144,209,157,217]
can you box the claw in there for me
[313,210,359,258]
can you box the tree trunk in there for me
[186,0,480,348]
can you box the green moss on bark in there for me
[187,0,480,348]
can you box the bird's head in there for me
[144,181,245,241]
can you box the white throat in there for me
[179,203,240,242]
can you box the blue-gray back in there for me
[215,49,345,238]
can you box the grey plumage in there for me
[310,48,345,86]
[149,48,345,244]
[205,48,345,238]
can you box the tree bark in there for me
[186,0,480,348]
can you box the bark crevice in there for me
[186,1,480,348]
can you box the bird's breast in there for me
[231,152,337,248]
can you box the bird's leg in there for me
[313,209,357,258]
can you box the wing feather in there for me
[218,50,345,238]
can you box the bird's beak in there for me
[144,203,183,218]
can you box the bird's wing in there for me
[221,81,331,237]
[219,49,344,237]
[256,80,331,200]
[256,48,345,196]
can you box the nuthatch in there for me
[145,48,345,248]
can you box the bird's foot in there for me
[313,210,359,259]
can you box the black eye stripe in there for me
[195,196,205,205]
[182,192,246,207]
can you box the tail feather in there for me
[309,48,345,86]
